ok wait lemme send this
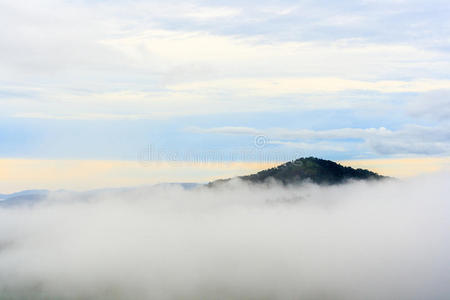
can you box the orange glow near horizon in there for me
[1,157,449,194]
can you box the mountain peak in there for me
[210,157,385,186]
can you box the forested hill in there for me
[210,157,386,186]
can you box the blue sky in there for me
[1,0,450,163]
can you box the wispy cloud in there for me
[408,90,450,122]
[190,125,450,156]
[169,78,450,94]
[0,0,449,160]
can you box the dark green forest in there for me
[211,157,385,186]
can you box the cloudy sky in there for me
[1,0,450,191]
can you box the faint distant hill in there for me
[209,157,386,186]
[0,183,201,207]
[0,190,49,206]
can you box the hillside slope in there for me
[210,157,385,186]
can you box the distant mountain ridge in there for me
[0,184,201,207]
[0,190,49,206]
[210,157,385,186]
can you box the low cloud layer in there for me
[0,175,449,299]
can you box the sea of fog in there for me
[0,173,449,299]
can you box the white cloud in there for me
[190,126,392,140]
[0,0,449,164]
[182,6,241,20]
[408,90,450,122]
[11,112,150,121]
[190,125,450,156]
[168,77,450,95]
[1,1,449,119]
[269,140,348,152]
[0,175,448,299]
